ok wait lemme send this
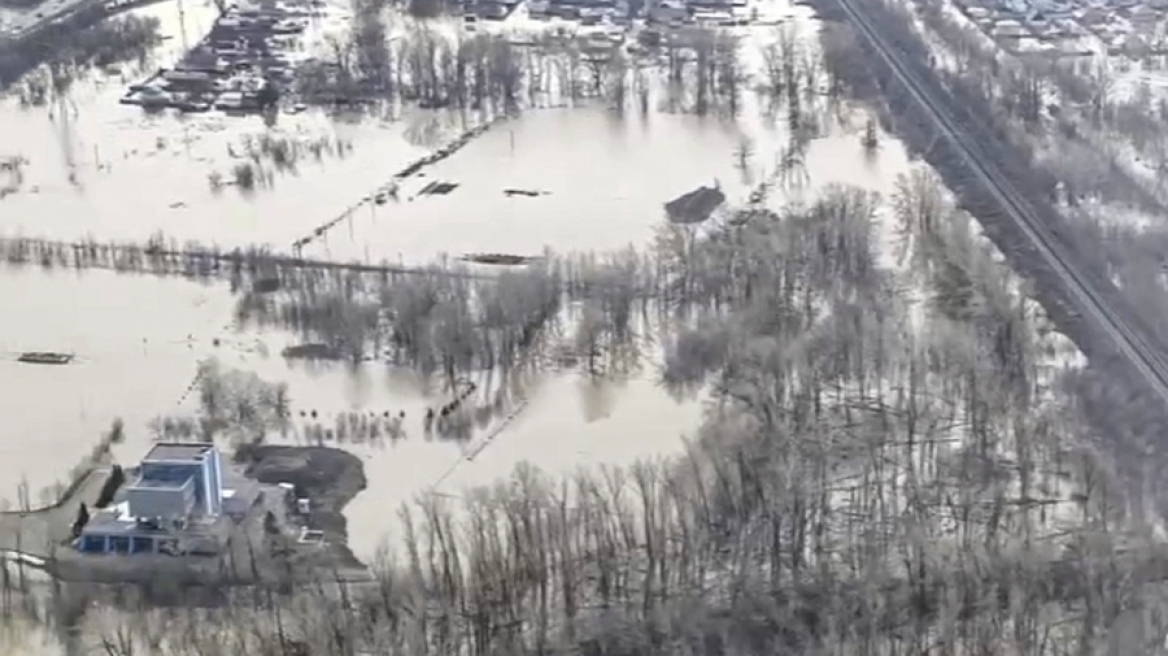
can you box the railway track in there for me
[833,0,1168,406]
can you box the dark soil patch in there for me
[236,444,366,568]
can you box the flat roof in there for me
[129,474,196,490]
[143,442,216,462]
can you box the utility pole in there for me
[177,0,189,55]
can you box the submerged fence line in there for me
[0,234,491,283]
[290,113,511,253]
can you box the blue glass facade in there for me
[77,443,225,555]
[139,449,222,517]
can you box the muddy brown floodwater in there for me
[0,0,918,567]
[0,267,235,502]
[0,1,934,653]
[208,333,709,558]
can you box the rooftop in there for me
[130,475,196,490]
[144,442,216,462]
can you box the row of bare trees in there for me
[826,0,1168,521]
[1,12,160,99]
[297,4,796,117]
[13,178,1149,654]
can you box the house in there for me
[998,0,1027,15]
[647,0,687,22]
[1027,10,1049,28]
[1116,32,1149,55]
[966,5,991,19]
[693,8,733,25]
[75,443,227,556]
[992,18,1029,37]
[470,0,522,18]
[1031,0,1071,13]
[1079,7,1109,27]
[1129,4,1158,26]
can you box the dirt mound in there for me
[243,445,364,503]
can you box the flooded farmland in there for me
[0,0,1025,651]
[0,267,233,502]
[0,0,922,544]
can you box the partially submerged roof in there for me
[143,442,216,462]
[665,185,726,224]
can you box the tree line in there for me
[1,179,1142,654]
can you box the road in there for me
[831,0,1168,425]
[0,466,108,558]
[0,0,141,43]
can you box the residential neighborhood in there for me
[956,0,1168,56]
[462,0,751,28]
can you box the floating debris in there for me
[373,182,399,205]
[460,253,539,266]
[281,343,342,360]
[419,181,460,196]
[292,116,508,251]
[18,352,74,365]
[253,277,281,294]
[0,156,28,172]
[665,184,726,224]
[503,188,550,198]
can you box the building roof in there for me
[143,442,216,462]
[665,185,726,224]
[131,475,196,490]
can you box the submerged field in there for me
[0,0,1138,653]
[0,267,233,502]
[0,0,978,557]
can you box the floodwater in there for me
[0,0,912,263]
[0,0,922,574]
[0,267,235,504]
[0,0,917,523]
[0,2,942,655]
[0,0,452,251]
[303,105,914,264]
[205,334,707,558]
